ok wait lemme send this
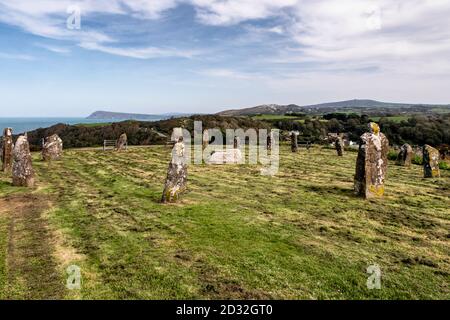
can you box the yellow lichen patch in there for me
[370,122,380,135]
[432,169,441,178]
[368,184,384,197]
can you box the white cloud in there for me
[0,52,35,60]
[284,0,450,75]
[199,68,260,80]
[35,43,71,54]
[191,0,297,25]
[1,0,450,80]
[79,41,201,59]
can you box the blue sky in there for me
[0,0,450,117]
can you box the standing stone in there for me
[171,127,183,142]
[161,137,188,203]
[1,127,13,172]
[267,131,273,151]
[354,123,389,199]
[233,136,240,149]
[291,131,299,153]
[202,130,209,150]
[423,145,440,178]
[396,143,413,167]
[12,135,35,187]
[327,133,344,156]
[116,133,127,151]
[335,136,344,156]
[42,134,63,161]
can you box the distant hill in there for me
[23,115,270,151]
[217,99,450,116]
[87,110,180,120]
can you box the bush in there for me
[439,161,449,170]
[412,155,423,165]
[387,150,398,161]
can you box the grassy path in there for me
[0,145,449,299]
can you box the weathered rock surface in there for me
[335,138,344,156]
[161,138,188,203]
[12,135,35,187]
[396,143,413,167]
[1,127,13,172]
[233,136,240,149]
[171,127,183,142]
[267,132,273,151]
[354,123,389,199]
[207,149,243,164]
[291,131,299,153]
[327,133,344,156]
[423,145,440,178]
[42,134,63,161]
[116,133,127,151]
[203,130,209,150]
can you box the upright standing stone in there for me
[1,127,13,172]
[233,136,240,149]
[396,143,413,167]
[327,133,344,156]
[42,134,63,161]
[267,131,273,151]
[423,145,440,178]
[202,130,209,150]
[354,123,389,199]
[161,137,188,203]
[291,131,299,153]
[12,135,35,187]
[335,136,344,156]
[171,127,183,142]
[116,133,127,151]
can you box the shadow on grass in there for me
[308,184,356,198]
[0,179,13,194]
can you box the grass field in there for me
[0,146,449,299]
[369,116,411,123]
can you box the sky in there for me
[0,0,449,117]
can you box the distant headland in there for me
[86,110,172,120]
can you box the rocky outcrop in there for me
[42,134,63,161]
[354,123,389,199]
[423,145,440,178]
[12,135,35,187]
[161,138,188,203]
[396,143,413,167]
[1,128,13,172]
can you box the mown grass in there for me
[0,145,449,299]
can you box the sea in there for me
[0,117,164,134]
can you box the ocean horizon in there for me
[0,117,164,134]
